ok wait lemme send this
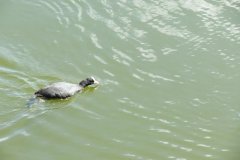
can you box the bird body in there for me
[34,77,98,99]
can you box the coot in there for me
[35,77,99,99]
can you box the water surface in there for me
[0,0,240,160]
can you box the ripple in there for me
[149,21,190,39]
[37,1,75,27]
[73,105,103,120]
[103,69,115,77]
[106,20,129,39]
[90,33,103,49]
[118,97,145,109]
[119,97,173,125]
[158,140,193,152]
[84,0,104,21]
[198,127,212,133]
[111,47,134,66]
[103,79,119,86]
[161,48,177,55]
[0,129,29,143]
[0,109,25,130]
[123,153,153,160]
[179,0,221,17]
[132,0,179,22]
[137,68,175,82]
[197,143,211,148]
[112,47,134,62]
[224,0,240,10]
[132,73,144,81]
[100,0,114,17]
[136,47,157,62]
[178,0,240,44]
[112,54,131,66]
[94,55,108,64]
[149,127,171,134]
[0,65,41,96]
[0,46,19,65]
[0,106,49,143]
[128,0,190,39]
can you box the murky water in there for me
[0,0,239,159]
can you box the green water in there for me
[0,0,240,160]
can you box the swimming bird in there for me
[34,77,99,99]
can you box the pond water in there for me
[0,0,239,160]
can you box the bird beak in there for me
[94,80,99,85]
[90,76,99,86]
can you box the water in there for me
[0,0,239,159]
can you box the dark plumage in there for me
[35,77,99,99]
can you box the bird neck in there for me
[79,80,89,88]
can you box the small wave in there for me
[0,129,29,143]
[94,55,108,65]
[103,69,115,77]
[137,68,175,82]
[73,105,103,120]
[37,1,74,27]
[179,0,221,17]
[90,33,103,49]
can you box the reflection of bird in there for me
[35,77,99,99]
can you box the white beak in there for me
[91,76,99,85]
